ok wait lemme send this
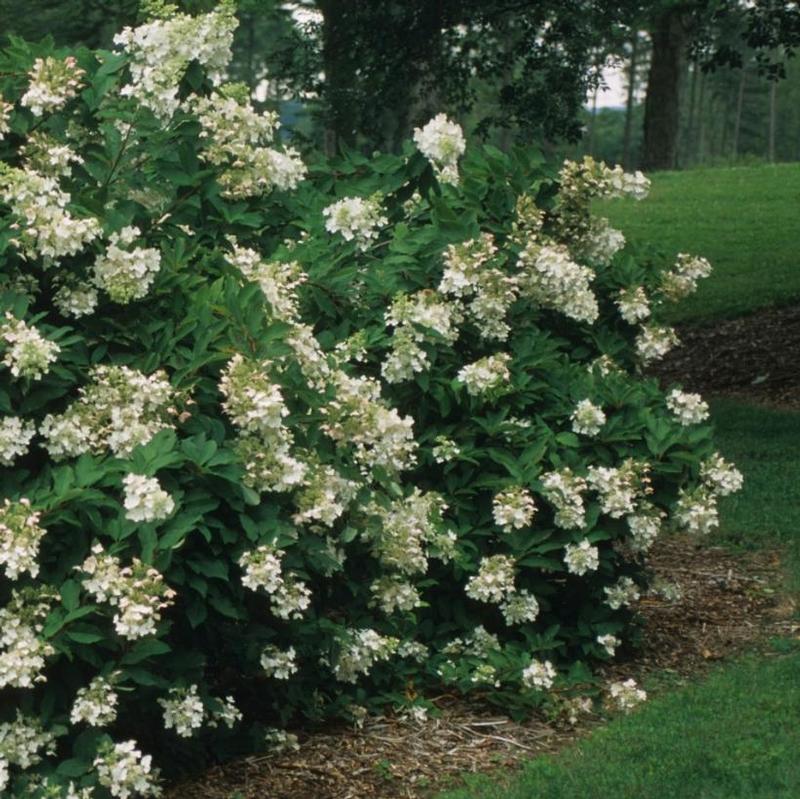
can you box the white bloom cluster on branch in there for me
[41,365,174,459]
[93,739,161,799]
[0,313,60,381]
[413,113,466,185]
[79,544,176,639]
[114,4,236,119]
[21,55,85,116]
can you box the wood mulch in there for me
[167,535,798,799]
[652,304,800,409]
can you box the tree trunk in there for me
[696,69,707,165]
[319,0,358,155]
[768,79,777,162]
[732,68,746,159]
[642,9,687,171]
[622,33,640,169]
[683,59,698,165]
[587,85,599,156]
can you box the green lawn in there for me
[437,652,800,799]
[713,400,800,586]
[599,163,800,324]
[436,401,800,799]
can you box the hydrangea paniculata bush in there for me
[0,5,740,795]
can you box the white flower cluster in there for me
[239,545,312,620]
[191,92,306,198]
[93,226,162,304]
[323,195,388,251]
[492,486,537,532]
[563,539,599,576]
[439,234,498,296]
[432,435,460,463]
[71,675,120,727]
[413,113,466,185]
[0,95,11,139]
[93,739,161,799]
[597,633,620,656]
[333,628,399,683]
[580,217,626,265]
[0,313,60,381]
[383,290,461,383]
[0,416,36,466]
[21,131,83,178]
[79,544,176,639]
[41,365,174,459]
[541,467,587,529]
[207,695,242,729]
[0,166,101,261]
[626,505,665,553]
[323,370,417,474]
[0,498,46,580]
[558,157,649,205]
[661,253,713,301]
[587,459,650,518]
[227,241,307,322]
[0,590,54,689]
[604,166,650,200]
[571,399,606,437]
[500,589,540,625]
[439,234,518,341]
[0,712,57,792]
[123,474,175,523]
[53,279,99,318]
[700,453,743,496]
[666,389,709,426]
[260,644,298,679]
[604,576,640,609]
[522,658,556,690]
[616,285,650,324]
[465,554,516,603]
[456,352,511,396]
[635,324,679,365]
[365,490,449,575]
[21,55,85,116]
[158,685,204,738]
[517,243,598,324]
[369,576,422,614]
[608,678,647,713]
[292,464,360,528]
[114,5,237,118]
[674,488,718,535]
[220,354,306,493]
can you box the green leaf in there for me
[60,580,81,612]
[121,639,171,665]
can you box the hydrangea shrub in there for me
[0,5,741,797]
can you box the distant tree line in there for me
[2,0,799,169]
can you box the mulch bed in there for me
[167,536,798,799]
[652,304,800,409]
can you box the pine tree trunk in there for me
[696,70,707,165]
[642,9,687,171]
[768,79,777,162]
[683,59,698,165]
[319,0,357,155]
[732,68,746,159]
[587,86,599,156]
[622,33,640,169]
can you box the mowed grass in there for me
[599,163,800,324]
[437,652,800,799]
[436,401,800,799]
[712,400,800,586]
